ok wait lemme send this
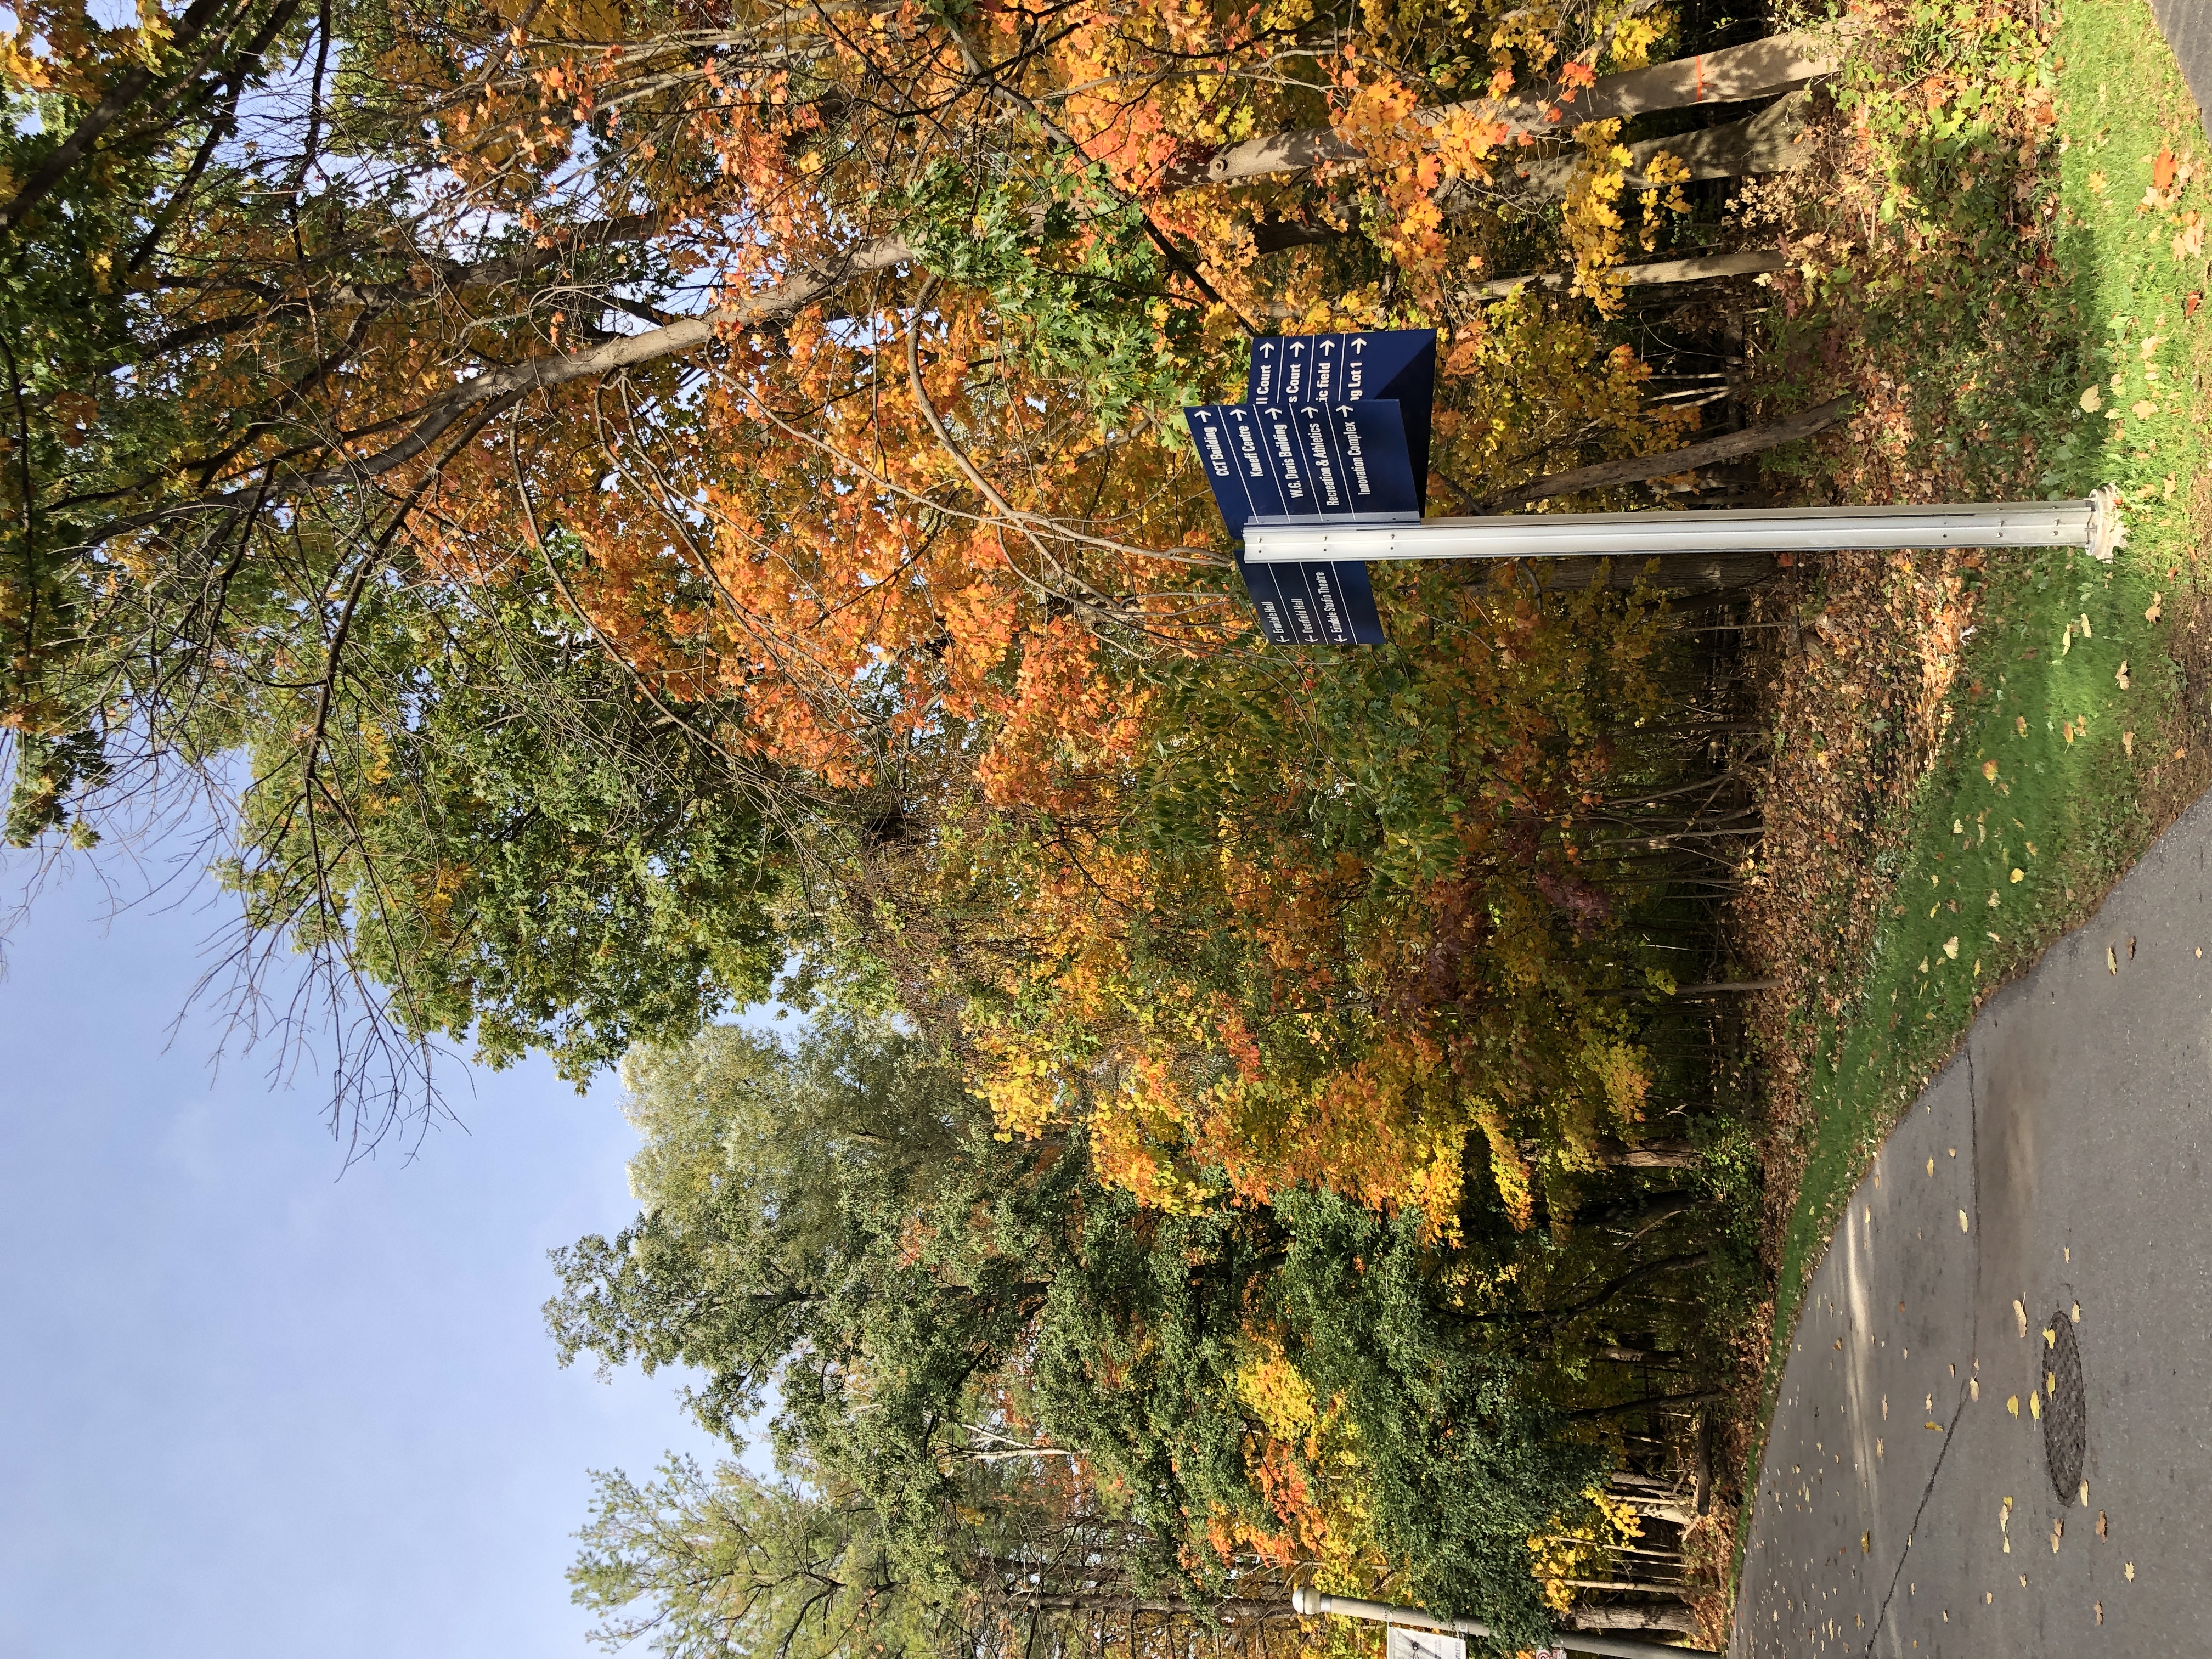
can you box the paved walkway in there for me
[2151,0,2212,145]
[1729,787,2212,1657]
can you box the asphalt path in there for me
[1729,786,2212,1657]
[2151,0,2212,145]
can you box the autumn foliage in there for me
[7,0,1785,1638]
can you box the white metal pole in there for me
[1289,1587,1716,1659]
[1244,487,2124,567]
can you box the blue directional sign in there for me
[1247,328,1435,513]
[1186,329,1435,647]
[1185,404,1382,646]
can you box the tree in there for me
[572,1458,943,1659]
[551,1015,1627,1649]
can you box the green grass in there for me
[1735,0,2212,1583]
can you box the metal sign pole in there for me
[1244,488,2125,568]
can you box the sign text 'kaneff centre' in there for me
[1183,328,1435,647]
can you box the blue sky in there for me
[0,850,723,1657]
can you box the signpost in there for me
[1188,332,2125,644]
[1184,328,1435,647]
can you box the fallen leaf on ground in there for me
[2015,1299,2028,1334]
[2118,659,2131,689]
[2124,731,2135,757]
[2148,592,2164,623]
[2011,867,2024,882]
[1944,936,1960,958]
[1983,759,2000,781]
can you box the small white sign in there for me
[1386,1627,1466,1659]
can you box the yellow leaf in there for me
[2015,1299,2028,1335]
[2124,731,2135,758]
[2133,399,2159,419]
[2011,868,2025,882]
[2030,1390,2041,1419]
[1944,936,1960,959]
[2109,945,2120,974]
[2007,1394,2020,1417]
[1959,1209,1971,1232]
[2080,612,2092,637]
[2080,384,2104,411]
[1983,759,2000,781]
[2125,1562,2135,1581]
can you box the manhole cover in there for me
[2042,1307,2087,1501]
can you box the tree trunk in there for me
[1474,395,1855,514]
[1158,32,1841,191]
[1568,1603,1702,1634]
[1495,90,1816,201]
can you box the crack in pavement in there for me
[1861,1376,1973,1652]
[1861,991,1984,1654]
